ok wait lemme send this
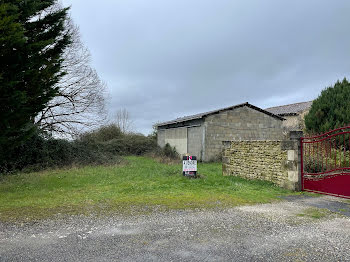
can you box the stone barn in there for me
[265,101,312,131]
[156,102,284,161]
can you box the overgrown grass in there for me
[0,156,298,222]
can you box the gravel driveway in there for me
[1,195,350,261]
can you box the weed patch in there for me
[297,208,333,219]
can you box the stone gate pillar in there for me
[282,131,303,191]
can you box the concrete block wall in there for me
[204,106,284,161]
[222,134,301,190]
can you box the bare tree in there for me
[114,109,134,134]
[35,12,107,138]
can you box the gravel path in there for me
[1,195,350,261]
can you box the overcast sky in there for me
[62,0,350,134]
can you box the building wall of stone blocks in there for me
[203,106,284,161]
[222,139,301,190]
[282,115,301,130]
[281,110,309,131]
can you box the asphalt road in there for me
[1,195,350,261]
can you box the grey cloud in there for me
[63,0,350,134]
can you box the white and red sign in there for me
[183,156,197,172]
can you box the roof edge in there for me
[244,103,285,121]
[156,102,284,127]
[265,100,313,111]
[278,113,298,116]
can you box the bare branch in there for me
[35,6,108,138]
[113,109,134,134]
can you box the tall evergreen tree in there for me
[305,78,350,133]
[0,1,70,159]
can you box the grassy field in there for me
[0,156,298,222]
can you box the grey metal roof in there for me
[156,102,284,127]
[265,101,312,116]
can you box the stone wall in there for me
[222,133,301,190]
[204,106,284,161]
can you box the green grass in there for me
[296,208,332,219]
[0,156,297,222]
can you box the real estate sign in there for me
[183,155,197,177]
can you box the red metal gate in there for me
[301,126,350,199]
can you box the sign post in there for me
[182,155,197,178]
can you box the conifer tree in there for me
[0,1,70,156]
[305,78,350,133]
